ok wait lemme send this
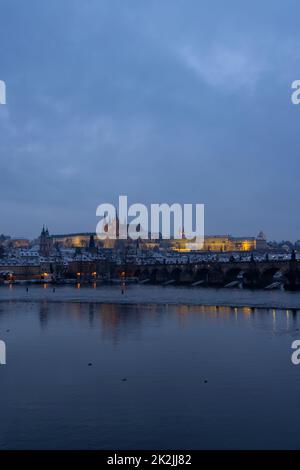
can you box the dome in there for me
[257,230,266,240]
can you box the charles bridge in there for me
[2,253,300,290]
[115,257,300,289]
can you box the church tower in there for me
[39,226,52,257]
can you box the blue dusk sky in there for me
[0,0,299,240]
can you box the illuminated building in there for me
[172,234,259,252]
[9,238,30,249]
[51,227,265,253]
[51,233,94,248]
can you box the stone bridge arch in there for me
[284,268,300,290]
[194,267,210,283]
[243,268,261,287]
[260,267,282,287]
[169,267,182,283]
[155,267,171,283]
[139,268,150,281]
[223,267,243,284]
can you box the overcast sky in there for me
[0,0,300,240]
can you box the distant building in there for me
[39,227,53,256]
[172,234,259,252]
[256,231,268,251]
[51,215,134,250]
[9,238,30,249]
[49,228,267,253]
[203,235,256,252]
[203,236,233,252]
[51,232,94,248]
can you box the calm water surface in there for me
[0,285,300,449]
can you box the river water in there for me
[0,285,300,449]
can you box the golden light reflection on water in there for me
[286,309,290,329]
[242,307,252,316]
[174,304,255,322]
[31,298,300,341]
[273,309,276,331]
[177,305,190,315]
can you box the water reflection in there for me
[39,301,50,330]
[88,303,95,327]
[33,301,300,341]
[1,300,300,449]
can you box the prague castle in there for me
[48,228,267,253]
